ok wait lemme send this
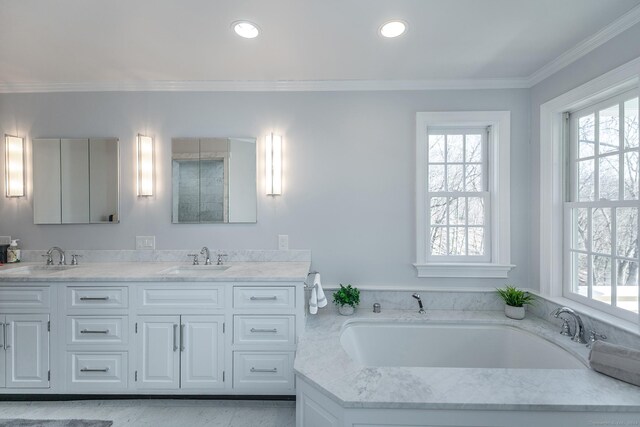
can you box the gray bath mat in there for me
[0,420,112,427]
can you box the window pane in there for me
[599,155,619,201]
[468,227,484,256]
[572,208,588,251]
[624,97,639,150]
[577,159,594,201]
[468,197,485,226]
[465,134,482,163]
[599,105,619,154]
[446,135,464,163]
[448,197,465,225]
[465,164,483,192]
[448,227,466,255]
[616,207,638,259]
[578,114,595,158]
[447,164,464,192]
[428,165,445,192]
[430,226,447,256]
[592,208,612,255]
[592,255,612,305]
[428,134,446,163]
[624,151,639,200]
[616,260,638,313]
[430,197,448,226]
[572,252,588,297]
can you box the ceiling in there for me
[1,0,640,91]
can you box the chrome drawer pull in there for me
[250,367,278,373]
[250,328,278,333]
[250,296,277,301]
[79,296,110,301]
[80,329,110,334]
[80,367,110,372]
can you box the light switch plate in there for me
[136,236,155,250]
[278,234,289,251]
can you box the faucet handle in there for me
[558,317,572,336]
[187,254,199,265]
[216,253,228,265]
[70,254,82,265]
[587,330,607,348]
[41,254,54,266]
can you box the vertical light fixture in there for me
[5,134,25,197]
[137,134,154,197]
[265,133,282,195]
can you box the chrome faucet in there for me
[412,293,426,314]
[46,246,66,265]
[551,307,587,344]
[216,253,228,265]
[200,247,212,265]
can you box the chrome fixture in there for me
[551,307,587,344]
[46,246,66,265]
[412,293,426,314]
[558,317,572,337]
[587,330,607,349]
[200,247,212,265]
[373,303,381,313]
[42,253,54,265]
[70,254,82,265]
[187,253,199,265]
[217,253,228,266]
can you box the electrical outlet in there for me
[0,236,11,245]
[136,236,155,250]
[278,234,289,251]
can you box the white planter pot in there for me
[338,305,355,316]
[504,304,525,320]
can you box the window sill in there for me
[413,263,515,278]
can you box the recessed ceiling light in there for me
[232,21,259,39]
[380,20,407,38]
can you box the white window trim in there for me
[539,56,640,322]
[415,111,513,278]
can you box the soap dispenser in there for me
[7,239,21,263]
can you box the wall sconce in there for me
[137,134,154,197]
[265,133,282,196]
[5,134,25,198]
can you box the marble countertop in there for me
[295,309,640,411]
[0,261,310,282]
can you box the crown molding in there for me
[527,4,640,87]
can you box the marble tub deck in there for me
[295,309,640,412]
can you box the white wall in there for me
[529,22,640,291]
[0,89,530,288]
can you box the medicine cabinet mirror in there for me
[172,137,256,223]
[33,138,119,224]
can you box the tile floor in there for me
[0,399,295,427]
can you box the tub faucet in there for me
[412,293,426,314]
[551,307,587,344]
[200,247,212,265]
[46,246,66,265]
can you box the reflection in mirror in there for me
[172,138,256,223]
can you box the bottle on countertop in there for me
[7,239,21,263]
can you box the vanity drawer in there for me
[138,285,224,309]
[233,287,295,309]
[234,315,295,345]
[67,316,128,345]
[67,287,128,309]
[233,351,294,391]
[67,351,128,390]
[0,287,50,309]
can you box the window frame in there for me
[415,111,513,278]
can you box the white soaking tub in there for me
[340,321,587,369]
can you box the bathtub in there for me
[340,321,586,369]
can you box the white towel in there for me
[308,273,327,314]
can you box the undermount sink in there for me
[0,264,79,274]
[158,265,231,276]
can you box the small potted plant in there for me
[333,284,360,316]
[496,285,535,320]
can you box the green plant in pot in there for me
[333,284,360,316]
[496,285,535,320]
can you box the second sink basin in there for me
[158,265,231,276]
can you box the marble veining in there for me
[295,309,640,411]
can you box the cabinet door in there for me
[5,314,49,388]
[0,315,5,387]
[33,139,62,224]
[137,316,180,389]
[181,315,224,389]
[61,138,90,224]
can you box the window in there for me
[415,111,512,278]
[566,90,639,319]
